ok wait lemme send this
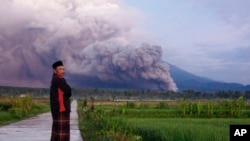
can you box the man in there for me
[50,60,72,141]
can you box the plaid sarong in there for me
[51,112,70,141]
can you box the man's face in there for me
[53,66,65,76]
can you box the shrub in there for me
[156,102,168,109]
[139,103,149,109]
[126,102,136,108]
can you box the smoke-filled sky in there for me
[0,0,249,91]
[125,0,250,85]
[0,0,178,90]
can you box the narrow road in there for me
[0,100,83,141]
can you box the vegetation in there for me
[77,97,250,141]
[1,86,250,140]
[1,86,250,100]
[127,118,250,141]
[0,95,50,126]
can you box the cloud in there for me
[138,0,250,84]
[0,0,177,91]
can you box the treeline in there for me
[0,86,250,100]
[73,88,250,100]
[0,86,49,97]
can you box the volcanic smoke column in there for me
[0,0,177,91]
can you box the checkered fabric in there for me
[51,112,70,141]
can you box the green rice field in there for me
[126,118,250,141]
[78,98,250,141]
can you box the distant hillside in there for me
[168,63,250,92]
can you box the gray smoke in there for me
[0,0,177,91]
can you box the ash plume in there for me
[0,0,177,91]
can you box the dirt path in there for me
[0,100,83,141]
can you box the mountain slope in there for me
[168,63,250,92]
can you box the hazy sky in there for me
[124,0,250,85]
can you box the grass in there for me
[127,118,250,141]
[77,98,250,141]
[0,97,50,126]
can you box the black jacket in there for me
[50,74,72,117]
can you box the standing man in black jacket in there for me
[50,60,72,141]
